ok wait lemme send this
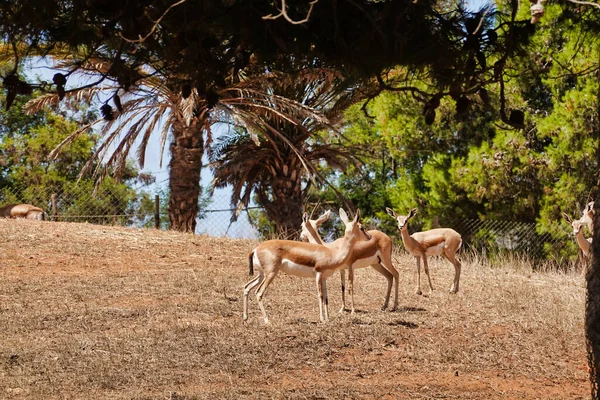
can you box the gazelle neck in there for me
[304,223,324,245]
[330,228,359,265]
[575,230,590,255]
[399,225,412,245]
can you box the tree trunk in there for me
[589,51,600,398]
[168,119,204,232]
[262,161,304,239]
[590,198,600,398]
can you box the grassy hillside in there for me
[0,219,589,399]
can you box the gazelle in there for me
[300,210,399,314]
[386,208,462,295]
[580,201,594,234]
[563,212,592,258]
[243,208,363,324]
[0,203,45,220]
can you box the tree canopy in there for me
[1,0,540,126]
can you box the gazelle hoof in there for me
[415,289,422,296]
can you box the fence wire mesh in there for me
[0,183,583,263]
[451,218,571,263]
[0,182,259,238]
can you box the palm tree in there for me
[25,60,331,232]
[209,69,369,238]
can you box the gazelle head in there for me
[357,222,372,240]
[386,207,418,230]
[300,210,330,242]
[562,212,584,236]
[339,208,362,240]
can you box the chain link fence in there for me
[0,182,260,238]
[450,218,576,267]
[0,182,583,264]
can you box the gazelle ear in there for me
[302,212,308,223]
[353,209,361,223]
[316,210,330,225]
[339,208,349,224]
[409,208,418,219]
[386,207,397,218]
[562,212,572,223]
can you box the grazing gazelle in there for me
[0,203,45,220]
[386,207,462,295]
[243,208,363,324]
[563,212,592,259]
[300,210,399,314]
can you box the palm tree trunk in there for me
[168,119,204,232]
[266,191,303,239]
[261,163,304,239]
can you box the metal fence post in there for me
[51,193,57,222]
[154,195,160,229]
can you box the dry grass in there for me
[0,219,590,399]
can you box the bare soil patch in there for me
[0,219,589,399]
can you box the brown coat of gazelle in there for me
[0,203,45,220]
[300,210,399,313]
[243,208,363,324]
[563,212,592,259]
[386,208,462,295]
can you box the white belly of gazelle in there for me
[281,259,337,278]
[425,242,445,256]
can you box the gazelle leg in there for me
[422,256,434,295]
[339,268,347,313]
[243,272,263,321]
[379,252,399,310]
[348,264,356,314]
[323,277,329,322]
[254,271,278,324]
[316,272,328,322]
[447,253,462,293]
[415,256,422,295]
[370,263,394,311]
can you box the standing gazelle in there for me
[243,208,363,324]
[300,210,399,313]
[563,212,592,259]
[386,208,462,295]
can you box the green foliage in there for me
[308,3,600,262]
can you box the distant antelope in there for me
[243,208,364,324]
[0,204,46,220]
[300,210,399,313]
[386,207,462,295]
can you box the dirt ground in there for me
[0,219,590,399]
